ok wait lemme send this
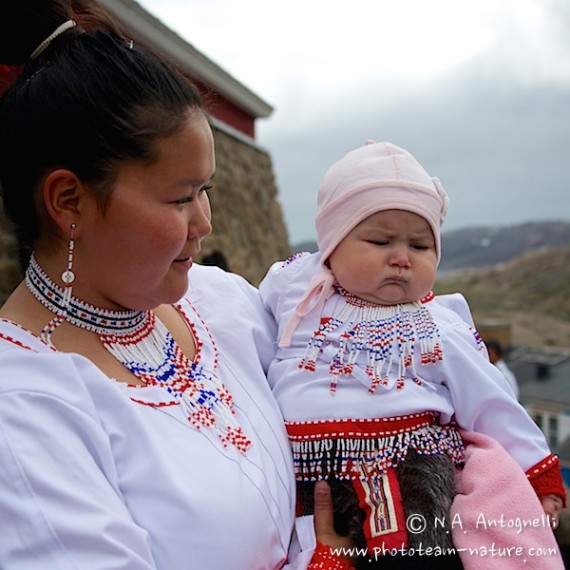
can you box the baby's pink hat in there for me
[278,140,449,348]
[316,140,449,265]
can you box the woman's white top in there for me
[0,265,305,570]
[259,252,551,473]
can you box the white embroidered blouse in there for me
[0,264,310,570]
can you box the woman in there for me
[0,1,351,568]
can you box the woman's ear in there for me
[42,169,85,233]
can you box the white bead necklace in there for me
[25,254,252,453]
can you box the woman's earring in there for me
[40,223,76,347]
[60,222,76,312]
[62,223,76,287]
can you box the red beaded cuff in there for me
[526,454,567,507]
[308,543,354,569]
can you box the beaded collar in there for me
[26,254,146,335]
[300,286,442,393]
[336,286,435,307]
[25,253,252,453]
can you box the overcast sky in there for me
[138,0,570,246]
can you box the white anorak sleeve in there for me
[439,321,551,472]
[258,259,289,316]
[0,353,157,570]
[231,267,278,371]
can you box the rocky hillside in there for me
[439,221,570,273]
[434,244,570,349]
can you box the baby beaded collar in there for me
[25,253,251,453]
[300,286,443,394]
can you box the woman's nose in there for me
[188,197,212,240]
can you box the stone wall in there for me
[204,126,292,284]
[0,125,292,305]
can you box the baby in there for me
[260,141,565,564]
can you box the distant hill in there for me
[435,244,570,349]
[439,221,570,273]
[293,240,318,254]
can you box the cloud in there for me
[138,0,570,245]
[258,4,570,244]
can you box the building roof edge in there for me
[98,0,273,118]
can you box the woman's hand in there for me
[313,480,355,560]
[309,480,355,567]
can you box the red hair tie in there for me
[0,64,23,96]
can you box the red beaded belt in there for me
[285,412,465,481]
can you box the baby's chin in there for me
[362,285,415,306]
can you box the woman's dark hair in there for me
[0,0,205,260]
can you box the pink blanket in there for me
[451,430,564,569]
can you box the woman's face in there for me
[74,114,215,310]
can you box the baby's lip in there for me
[385,275,407,283]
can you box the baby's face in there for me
[328,210,437,305]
